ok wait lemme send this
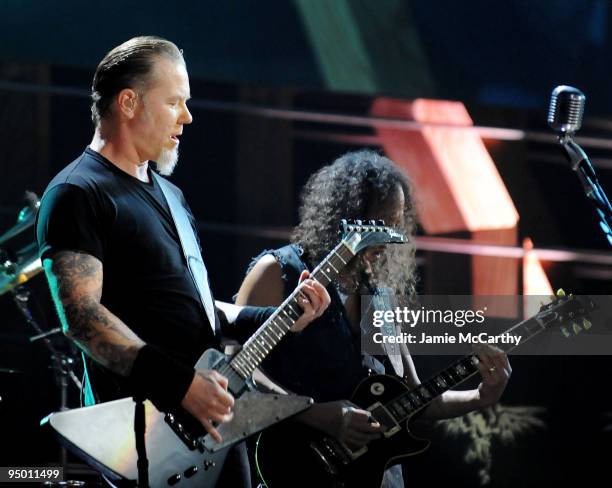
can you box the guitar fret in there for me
[329,254,344,271]
[432,375,444,390]
[459,357,474,373]
[245,343,262,358]
[524,320,544,334]
[442,369,458,385]
[284,305,300,321]
[427,379,443,395]
[270,319,286,336]
[251,348,265,364]
[388,403,402,419]
[407,392,421,407]
[313,270,331,287]
[231,360,249,378]
[454,362,469,377]
[399,396,413,412]
[398,395,413,411]
[273,322,287,338]
[261,327,279,342]
[261,329,277,345]
[245,347,259,362]
[334,250,348,265]
[393,400,407,417]
[279,310,294,326]
[411,389,424,404]
[258,338,271,352]
[238,359,255,376]
[241,353,257,371]
[319,268,332,282]
[416,386,430,400]
[252,337,269,355]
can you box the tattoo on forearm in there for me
[94,342,140,377]
[45,251,142,376]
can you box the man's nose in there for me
[180,103,193,125]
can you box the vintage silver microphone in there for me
[547,85,585,136]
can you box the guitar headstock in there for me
[536,289,598,338]
[340,219,407,255]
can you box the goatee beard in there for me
[156,147,179,176]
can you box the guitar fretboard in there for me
[381,305,566,423]
[229,241,355,379]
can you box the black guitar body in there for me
[256,374,430,488]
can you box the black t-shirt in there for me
[36,148,218,400]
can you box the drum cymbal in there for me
[0,367,21,374]
[0,243,42,295]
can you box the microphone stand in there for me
[559,134,612,246]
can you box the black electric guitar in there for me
[43,220,406,488]
[255,292,597,488]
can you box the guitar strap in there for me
[368,288,404,377]
[134,397,150,488]
[152,172,217,334]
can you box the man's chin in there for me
[156,148,179,176]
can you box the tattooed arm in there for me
[44,249,235,440]
[43,250,145,376]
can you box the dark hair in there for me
[91,36,184,126]
[292,149,418,298]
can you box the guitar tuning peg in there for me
[561,326,571,338]
[571,322,582,335]
[582,318,592,330]
[556,289,566,297]
[376,219,385,226]
[368,219,376,226]
[355,219,363,226]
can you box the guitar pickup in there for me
[164,413,203,451]
[368,402,401,438]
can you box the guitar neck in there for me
[229,242,355,379]
[387,310,554,423]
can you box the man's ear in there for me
[117,89,139,119]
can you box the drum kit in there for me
[1,192,43,381]
[1,192,87,485]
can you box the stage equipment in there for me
[548,85,612,246]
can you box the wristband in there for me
[225,306,277,343]
[129,344,195,412]
[236,306,277,328]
